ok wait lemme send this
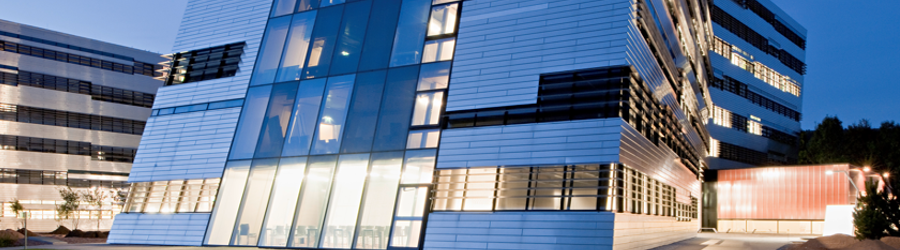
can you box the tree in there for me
[854,181,894,239]
[9,199,23,229]
[80,188,110,231]
[801,116,847,164]
[59,187,82,230]
[55,203,69,228]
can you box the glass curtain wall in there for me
[208,0,463,248]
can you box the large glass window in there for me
[395,187,428,218]
[421,38,455,63]
[410,91,443,126]
[319,0,345,8]
[205,161,251,245]
[230,85,273,160]
[358,0,402,71]
[426,3,458,37]
[271,0,297,17]
[416,62,450,91]
[124,179,219,213]
[372,66,419,151]
[406,129,440,149]
[231,159,278,246]
[254,83,300,158]
[282,79,327,156]
[329,1,372,76]
[251,16,291,86]
[354,152,403,249]
[289,155,337,248]
[297,0,318,12]
[389,0,431,67]
[311,74,355,154]
[319,154,370,248]
[340,70,387,153]
[258,157,308,247]
[389,220,422,248]
[401,149,436,184]
[275,11,317,83]
[303,6,344,79]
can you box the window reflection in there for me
[255,83,300,158]
[417,62,450,91]
[251,16,291,85]
[289,155,337,248]
[311,75,355,154]
[354,152,403,249]
[406,129,440,149]
[204,161,251,245]
[230,159,278,246]
[258,157,307,247]
[389,0,431,67]
[320,154,370,248]
[271,0,297,17]
[422,38,455,63]
[282,79,327,156]
[275,11,317,82]
[230,85,273,160]
[427,3,458,37]
[297,0,318,12]
[411,91,443,126]
[303,6,343,79]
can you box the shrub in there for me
[65,229,85,238]
[82,231,100,238]
[50,226,71,235]
[16,228,37,237]
[0,235,15,248]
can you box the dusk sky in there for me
[1,0,896,130]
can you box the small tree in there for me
[81,188,109,231]
[9,199,23,229]
[59,187,82,230]
[55,203,70,228]
[854,181,892,239]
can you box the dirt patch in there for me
[838,239,897,250]
[816,234,858,249]
[789,238,828,250]
[882,237,900,249]
[0,229,25,240]
[38,234,107,244]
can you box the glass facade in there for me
[205,0,461,248]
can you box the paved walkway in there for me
[1,233,809,250]
[652,232,811,250]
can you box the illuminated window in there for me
[748,120,762,135]
[422,38,455,63]
[427,3,458,37]
[411,91,444,126]
[712,106,732,128]
[709,138,719,157]
[123,178,220,213]
[407,129,441,149]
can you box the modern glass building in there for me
[0,19,164,231]
[701,0,808,230]
[109,0,716,249]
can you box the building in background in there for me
[108,0,715,249]
[702,0,808,229]
[0,19,164,231]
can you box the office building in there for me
[701,0,808,230]
[0,19,164,231]
[109,0,715,249]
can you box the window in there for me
[258,157,307,247]
[310,74,355,154]
[165,42,245,85]
[205,160,252,245]
[712,106,732,128]
[358,0,403,71]
[289,155,337,248]
[354,152,403,249]
[0,40,158,77]
[329,1,372,76]
[254,83,300,158]
[320,154,369,248]
[416,62,450,91]
[406,129,440,149]
[0,103,146,135]
[389,0,432,67]
[123,178,219,213]
[231,159,278,246]
[282,79,327,156]
[274,11,318,83]
[0,134,135,162]
[229,85,273,159]
[251,16,291,86]
[340,70,387,153]
[421,38,455,63]
[748,120,762,136]
[411,91,443,126]
[427,3,459,37]
[302,6,344,79]
[372,66,419,151]
[0,70,155,108]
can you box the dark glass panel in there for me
[340,70,387,153]
[389,0,431,67]
[302,5,344,79]
[372,66,418,151]
[328,0,372,76]
[357,0,402,71]
[282,79,328,156]
[229,85,274,159]
[255,82,301,158]
[251,16,292,86]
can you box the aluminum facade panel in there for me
[424,212,616,250]
[619,122,701,202]
[0,19,167,63]
[0,120,141,148]
[447,0,633,111]
[108,213,211,246]
[437,118,623,168]
[0,84,152,121]
[0,150,132,173]
[127,107,242,182]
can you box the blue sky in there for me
[1,0,896,130]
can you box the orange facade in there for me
[716,164,857,220]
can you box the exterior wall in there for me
[437,118,623,168]
[612,213,698,250]
[127,107,241,182]
[620,123,702,200]
[108,213,211,246]
[424,212,616,250]
[448,0,632,111]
